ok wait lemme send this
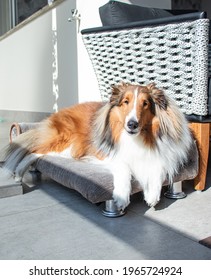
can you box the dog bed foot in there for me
[102,199,126,217]
[164,181,187,199]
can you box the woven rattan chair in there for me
[81,3,211,192]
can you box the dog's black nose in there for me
[127,119,139,130]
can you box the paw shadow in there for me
[129,182,197,213]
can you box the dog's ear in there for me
[110,83,129,105]
[147,83,168,110]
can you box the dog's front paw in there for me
[112,190,130,210]
[144,197,160,207]
[144,192,160,207]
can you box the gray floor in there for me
[0,120,211,260]
[0,176,211,260]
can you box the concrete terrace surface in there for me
[0,160,210,260]
[0,120,211,260]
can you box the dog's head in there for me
[110,82,168,138]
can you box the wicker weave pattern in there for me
[83,19,210,115]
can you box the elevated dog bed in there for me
[8,122,198,216]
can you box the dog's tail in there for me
[1,128,41,178]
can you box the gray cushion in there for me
[99,1,172,26]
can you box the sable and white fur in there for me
[1,83,193,209]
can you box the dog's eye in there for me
[123,99,129,105]
[143,100,149,107]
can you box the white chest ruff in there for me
[109,131,166,187]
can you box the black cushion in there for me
[99,0,172,26]
[99,1,211,42]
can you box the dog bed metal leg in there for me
[164,181,187,199]
[102,199,126,217]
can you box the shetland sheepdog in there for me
[1,83,193,209]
